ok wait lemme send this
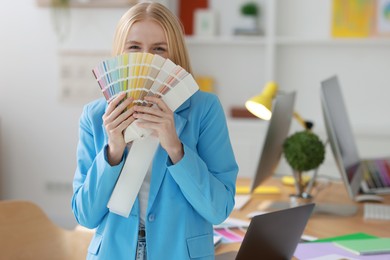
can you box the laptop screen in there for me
[216,204,315,260]
[236,203,315,260]
[320,75,363,199]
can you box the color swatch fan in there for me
[92,52,199,143]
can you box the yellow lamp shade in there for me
[245,96,272,120]
[245,81,278,120]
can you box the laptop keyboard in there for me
[364,203,390,220]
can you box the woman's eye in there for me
[127,45,141,51]
[153,47,166,53]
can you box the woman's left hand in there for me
[133,96,184,164]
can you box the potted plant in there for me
[235,2,261,35]
[50,0,71,42]
[51,0,70,6]
[283,130,325,200]
[240,2,259,17]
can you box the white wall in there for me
[0,0,192,229]
[0,1,129,228]
[1,0,390,229]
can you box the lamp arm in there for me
[293,112,306,128]
[293,112,312,130]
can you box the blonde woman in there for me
[72,2,238,259]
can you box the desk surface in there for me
[216,177,390,255]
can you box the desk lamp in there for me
[245,82,357,216]
[244,81,313,196]
[245,82,315,196]
[245,81,313,130]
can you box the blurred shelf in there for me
[36,0,135,8]
[275,37,390,46]
[185,35,267,46]
[230,107,259,119]
[186,35,390,47]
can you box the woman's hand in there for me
[103,92,136,165]
[133,96,184,164]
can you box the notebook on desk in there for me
[215,203,315,260]
[320,75,390,198]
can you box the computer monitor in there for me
[250,91,296,192]
[320,75,362,199]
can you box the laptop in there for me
[215,203,315,260]
[320,75,390,199]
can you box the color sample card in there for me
[92,52,200,143]
[92,52,190,109]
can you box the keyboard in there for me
[364,203,390,220]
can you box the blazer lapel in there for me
[147,98,191,210]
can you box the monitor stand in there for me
[266,141,358,217]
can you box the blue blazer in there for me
[72,90,238,260]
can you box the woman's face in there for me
[124,18,168,58]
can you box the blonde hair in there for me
[112,2,192,73]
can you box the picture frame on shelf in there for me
[179,0,208,35]
[331,0,376,38]
[194,9,218,37]
[376,0,390,36]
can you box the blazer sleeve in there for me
[168,95,239,224]
[71,104,125,229]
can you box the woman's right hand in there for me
[103,92,135,166]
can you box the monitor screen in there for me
[250,91,296,192]
[320,75,363,199]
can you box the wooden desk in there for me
[216,178,390,255]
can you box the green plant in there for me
[283,130,325,172]
[240,2,259,17]
[51,0,70,7]
[50,0,71,42]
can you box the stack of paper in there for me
[214,235,222,248]
[213,218,249,244]
[294,233,390,260]
[234,195,251,210]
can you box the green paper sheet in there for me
[312,232,377,243]
[334,237,390,255]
